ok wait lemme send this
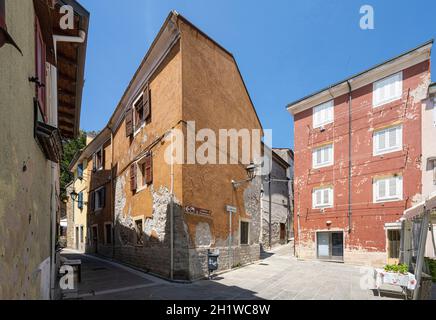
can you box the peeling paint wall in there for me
[293,60,429,266]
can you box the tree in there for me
[60,131,86,200]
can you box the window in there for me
[373,125,402,156]
[78,192,83,210]
[137,153,153,189]
[432,160,436,185]
[373,72,402,107]
[313,100,333,128]
[92,187,105,211]
[373,176,403,203]
[387,230,401,260]
[312,144,333,168]
[433,98,436,127]
[134,95,145,132]
[313,187,333,209]
[105,223,112,245]
[240,221,249,245]
[77,163,84,179]
[93,147,103,171]
[135,219,143,245]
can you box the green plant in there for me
[425,258,436,283]
[384,263,409,274]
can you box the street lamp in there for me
[231,162,257,188]
[70,191,78,202]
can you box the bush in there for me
[425,258,436,283]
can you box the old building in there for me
[287,41,432,266]
[260,148,294,250]
[423,83,436,257]
[68,130,114,257]
[68,11,265,281]
[0,0,89,299]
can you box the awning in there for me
[403,192,436,221]
[403,201,425,221]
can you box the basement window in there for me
[373,125,402,156]
[373,176,403,203]
[313,187,333,209]
[313,100,333,129]
[373,72,402,108]
[240,221,249,245]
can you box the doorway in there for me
[92,226,98,253]
[75,226,79,250]
[317,231,344,262]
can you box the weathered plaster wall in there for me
[294,61,429,266]
[66,183,75,249]
[0,1,51,299]
[179,19,263,277]
[110,40,186,278]
[261,155,291,249]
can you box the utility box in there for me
[207,249,219,278]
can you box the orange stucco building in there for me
[70,11,266,281]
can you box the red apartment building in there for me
[287,41,433,266]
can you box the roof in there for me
[287,39,433,114]
[52,0,90,139]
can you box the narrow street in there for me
[61,245,405,300]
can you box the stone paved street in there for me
[61,245,409,300]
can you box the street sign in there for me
[226,205,237,213]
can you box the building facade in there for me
[424,83,436,257]
[260,149,293,249]
[68,11,265,281]
[0,0,88,299]
[287,41,432,266]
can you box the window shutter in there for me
[130,163,137,192]
[35,16,46,120]
[143,83,151,120]
[90,192,95,211]
[145,153,153,185]
[92,153,97,171]
[125,107,134,137]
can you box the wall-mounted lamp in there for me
[232,162,258,188]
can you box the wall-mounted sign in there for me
[226,205,237,213]
[184,206,211,217]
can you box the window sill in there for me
[313,163,333,170]
[374,198,403,204]
[313,121,333,130]
[373,97,402,109]
[373,148,402,157]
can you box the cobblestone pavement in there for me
[61,245,406,300]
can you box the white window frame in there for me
[94,186,105,211]
[312,144,334,169]
[373,176,403,203]
[136,154,150,193]
[133,92,145,136]
[312,187,334,209]
[313,100,334,129]
[373,72,403,108]
[373,125,403,156]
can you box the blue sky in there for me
[78,0,435,149]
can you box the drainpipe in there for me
[170,131,175,280]
[110,128,115,259]
[53,30,86,57]
[347,81,353,234]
